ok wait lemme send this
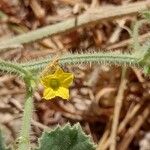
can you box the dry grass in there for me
[0,0,149,149]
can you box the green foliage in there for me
[138,44,150,75]
[35,123,96,150]
[141,10,150,20]
[0,130,5,150]
[140,43,150,74]
[131,12,150,75]
[0,130,10,150]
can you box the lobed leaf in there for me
[35,123,96,150]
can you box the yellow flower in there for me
[40,66,74,100]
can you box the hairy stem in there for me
[18,94,33,150]
[18,76,35,150]
[0,59,30,76]
[21,52,141,72]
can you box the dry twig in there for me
[97,101,144,150]
[118,106,149,150]
[109,67,127,150]
[107,32,150,49]
[0,1,149,49]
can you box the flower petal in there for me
[40,65,74,101]
[61,73,74,88]
[53,66,74,88]
[43,88,56,100]
[56,87,69,100]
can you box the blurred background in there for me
[0,0,150,149]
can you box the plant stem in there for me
[21,51,141,72]
[0,1,149,50]
[0,59,29,76]
[18,90,34,150]
[0,60,35,150]
[17,73,36,150]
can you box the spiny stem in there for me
[17,75,35,150]
[21,52,141,72]
[18,94,33,150]
[0,59,30,76]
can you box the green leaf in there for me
[35,123,96,150]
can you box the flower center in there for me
[50,78,60,90]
